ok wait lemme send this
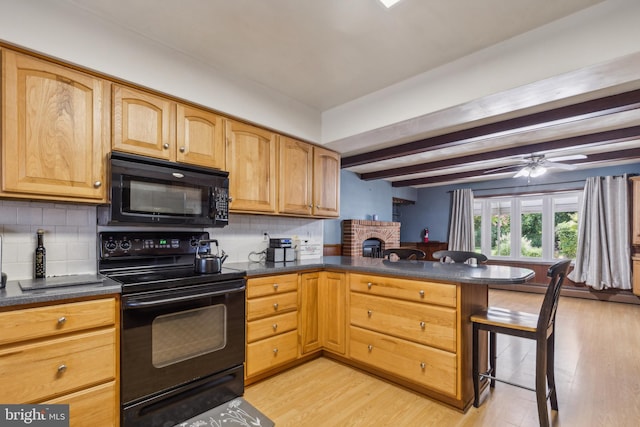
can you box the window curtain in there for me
[448,188,474,252]
[568,174,631,290]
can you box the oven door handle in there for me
[123,286,245,309]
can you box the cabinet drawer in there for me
[247,274,298,298]
[45,381,117,427]
[246,330,298,377]
[349,326,457,397]
[350,292,456,352]
[247,292,298,321]
[0,328,116,403]
[350,273,456,308]
[247,311,298,343]
[0,298,116,346]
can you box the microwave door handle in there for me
[123,286,245,309]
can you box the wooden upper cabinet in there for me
[313,147,340,217]
[279,136,314,215]
[225,119,277,213]
[1,50,109,202]
[112,84,175,161]
[176,104,225,169]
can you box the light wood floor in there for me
[245,289,640,426]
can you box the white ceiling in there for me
[63,0,604,111]
[58,0,640,187]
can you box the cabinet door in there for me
[320,272,346,354]
[112,84,175,161]
[176,104,225,169]
[299,272,321,354]
[225,119,277,213]
[632,178,640,245]
[1,50,108,201]
[313,147,340,217]
[279,136,313,215]
[634,260,640,296]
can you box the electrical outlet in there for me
[262,231,268,241]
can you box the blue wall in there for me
[323,170,417,244]
[397,162,640,243]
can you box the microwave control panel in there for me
[211,186,229,223]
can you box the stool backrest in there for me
[432,250,488,264]
[537,259,572,333]
[383,248,426,260]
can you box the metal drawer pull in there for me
[272,324,278,331]
[273,348,278,354]
[420,321,426,329]
[57,316,66,325]
[367,310,373,317]
[57,364,67,373]
[419,290,425,297]
[420,362,426,370]
[163,143,170,149]
[273,303,279,310]
[273,283,279,290]
[367,282,373,289]
[367,345,373,352]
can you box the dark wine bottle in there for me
[35,229,46,279]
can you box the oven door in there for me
[120,280,245,405]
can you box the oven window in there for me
[151,304,226,368]
[129,180,203,215]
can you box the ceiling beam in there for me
[359,126,640,180]
[342,89,640,168]
[391,147,640,187]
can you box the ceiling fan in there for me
[486,153,588,178]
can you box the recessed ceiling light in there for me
[379,0,403,9]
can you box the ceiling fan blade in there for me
[547,154,587,162]
[483,165,521,174]
[545,161,577,170]
[513,167,531,178]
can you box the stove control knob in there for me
[104,241,117,251]
[120,240,132,251]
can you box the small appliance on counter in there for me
[266,237,295,262]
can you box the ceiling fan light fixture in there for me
[379,0,403,8]
[514,167,531,178]
[530,166,547,178]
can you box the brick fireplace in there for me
[342,219,401,257]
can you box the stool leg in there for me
[489,331,497,388]
[547,332,558,410]
[536,338,550,427]
[472,323,480,407]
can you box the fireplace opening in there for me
[362,238,383,258]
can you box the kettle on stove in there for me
[194,239,228,274]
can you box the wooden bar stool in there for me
[470,259,571,427]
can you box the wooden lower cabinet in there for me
[45,381,118,427]
[245,274,299,380]
[633,259,640,296]
[350,326,457,396]
[244,270,484,410]
[299,272,321,354]
[246,330,298,377]
[319,271,346,354]
[0,296,119,426]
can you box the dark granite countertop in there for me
[0,257,534,309]
[0,274,121,308]
[225,256,535,285]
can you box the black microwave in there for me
[98,152,230,227]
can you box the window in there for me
[474,191,581,261]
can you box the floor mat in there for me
[175,397,275,427]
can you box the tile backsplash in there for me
[1,200,325,281]
[0,200,98,280]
